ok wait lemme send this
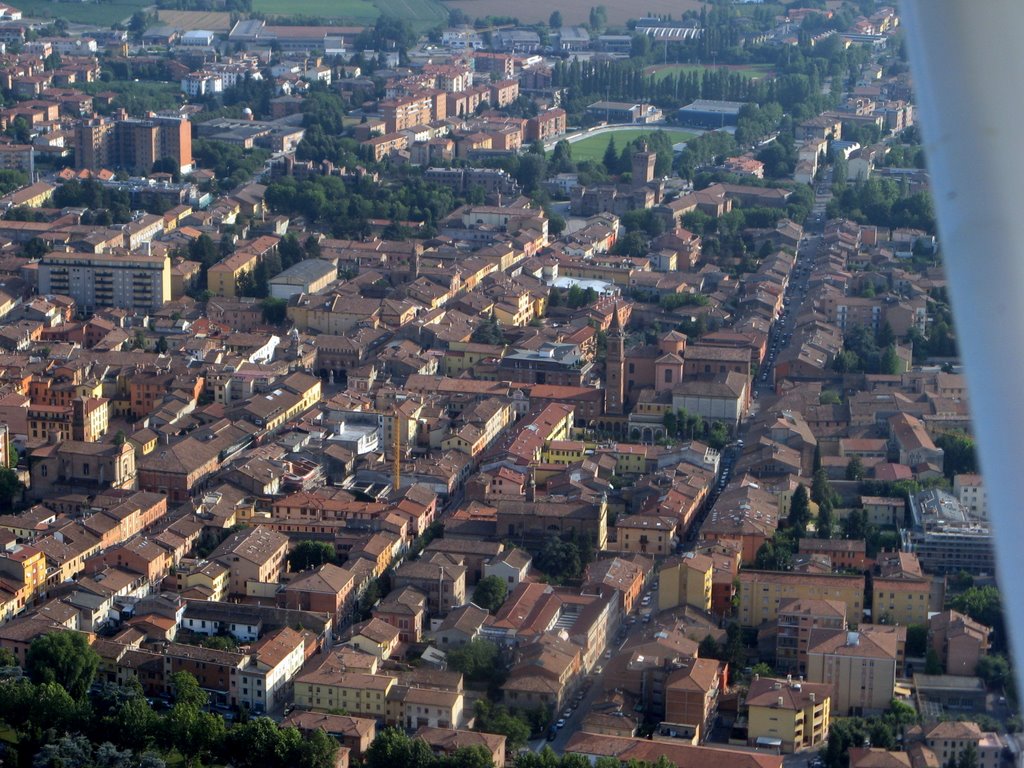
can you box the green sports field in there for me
[252,0,448,29]
[645,63,775,83]
[15,0,149,26]
[569,129,697,162]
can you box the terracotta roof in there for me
[746,677,832,710]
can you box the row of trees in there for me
[833,323,903,376]
[263,173,461,240]
[826,177,936,235]
[2,631,338,768]
[823,700,920,768]
[660,410,730,450]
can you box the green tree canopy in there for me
[845,456,865,481]
[288,540,337,571]
[26,631,100,699]
[936,430,978,479]
[447,639,500,683]
[788,483,811,535]
[472,576,509,613]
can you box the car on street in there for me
[563,709,573,718]
[556,719,566,729]
[547,725,559,741]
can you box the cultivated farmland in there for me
[16,0,148,26]
[442,0,706,27]
[252,0,448,29]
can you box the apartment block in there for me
[75,115,192,174]
[806,625,903,716]
[38,250,171,312]
[746,677,831,753]
[737,570,865,628]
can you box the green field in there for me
[15,0,148,26]
[646,63,775,83]
[569,129,697,162]
[252,0,448,29]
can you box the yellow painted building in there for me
[606,444,649,475]
[0,545,47,599]
[492,292,534,327]
[615,514,678,558]
[175,560,229,601]
[806,626,900,716]
[443,342,503,377]
[746,677,831,753]
[294,670,396,717]
[207,250,260,298]
[737,571,865,628]
[658,552,713,612]
[543,439,587,465]
[872,577,930,626]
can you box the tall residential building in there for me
[75,115,192,175]
[38,250,171,312]
[806,625,903,716]
[746,677,832,753]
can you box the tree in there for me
[26,631,100,699]
[698,635,720,659]
[925,648,943,674]
[0,467,22,510]
[112,695,160,751]
[817,501,834,540]
[447,639,500,682]
[755,536,793,571]
[706,421,729,450]
[936,430,978,479]
[473,575,509,613]
[842,508,870,541]
[880,345,901,374]
[549,10,562,28]
[471,313,504,345]
[154,335,169,354]
[906,624,928,656]
[262,298,288,325]
[845,456,865,481]
[534,535,582,581]
[811,468,834,507]
[975,654,1011,689]
[788,484,811,535]
[288,540,337,571]
[34,735,96,768]
[602,137,618,172]
[365,728,435,768]
[949,586,1004,646]
[955,743,979,768]
[820,389,841,405]
[473,699,531,750]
